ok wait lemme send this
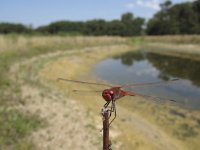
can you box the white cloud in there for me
[126,0,161,10]
[126,3,135,9]
[136,0,161,10]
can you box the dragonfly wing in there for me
[72,89,102,93]
[69,89,102,97]
[125,91,177,104]
[57,78,111,87]
[121,78,179,88]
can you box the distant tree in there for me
[0,23,30,34]
[131,18,145,35]
[146,0,175,35]
[35,12,145,36]
[121,12,134,23]
[83,19,107,35]
[146,0,200,35]
[192,0,200,33]
[121,12,144,36]
[35,25,50,34]
[105,20,125,36]
[48,21,84,34]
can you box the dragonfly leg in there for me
[104,101,110,108]
[108,100,115,118]
[103,99,117,127]
[109,101,116,126]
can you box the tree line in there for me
[36,13,144,36]
[0,13,144,36]
[147,0,200,35]
[0,0,199,36]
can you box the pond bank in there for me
[39,43,197,150]
[143,43,200,61]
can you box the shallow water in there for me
[93,50,200,110]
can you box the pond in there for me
[93,50,200,110]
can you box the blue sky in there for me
[0,0,195,27]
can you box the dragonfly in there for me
[57,78,179,126]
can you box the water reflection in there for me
[94,50,200,109]
[147,53,200,87]
[113,51,200,87]
[113,51,145,66]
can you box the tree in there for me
[121,12,134,23]
[35,12,144,36]
[192,0,200,33]
[121,12,144,36]
[146,0,175,35]
[0,23,30,34]
[146,0,200,35]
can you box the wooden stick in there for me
[102,108,111,150]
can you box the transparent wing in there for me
[68,89,102,97]
[72,89,102,93]
[57,78,111,87]
[125,91,177,105]
[121,78,179,88]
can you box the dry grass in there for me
[15,44,133,150]
[0,35,127,52]
[143,35,200,44]
[143,43,200,61]
[0,35,130,150]
[1,34,200,150]
[142,35,200,61]
[39,42,200,150]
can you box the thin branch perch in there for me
[102,108,112,150]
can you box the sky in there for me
[0,0,195,28]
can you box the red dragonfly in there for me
[57,78,178,125]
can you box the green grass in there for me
[0,109,43,150]
[174,123,198,140]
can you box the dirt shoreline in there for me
[143,43,200,61]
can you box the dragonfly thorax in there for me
[102,89,114,102]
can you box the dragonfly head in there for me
[102,89,114,101]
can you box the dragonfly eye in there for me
[102,89,112,101]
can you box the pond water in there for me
[93,50,200,110]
